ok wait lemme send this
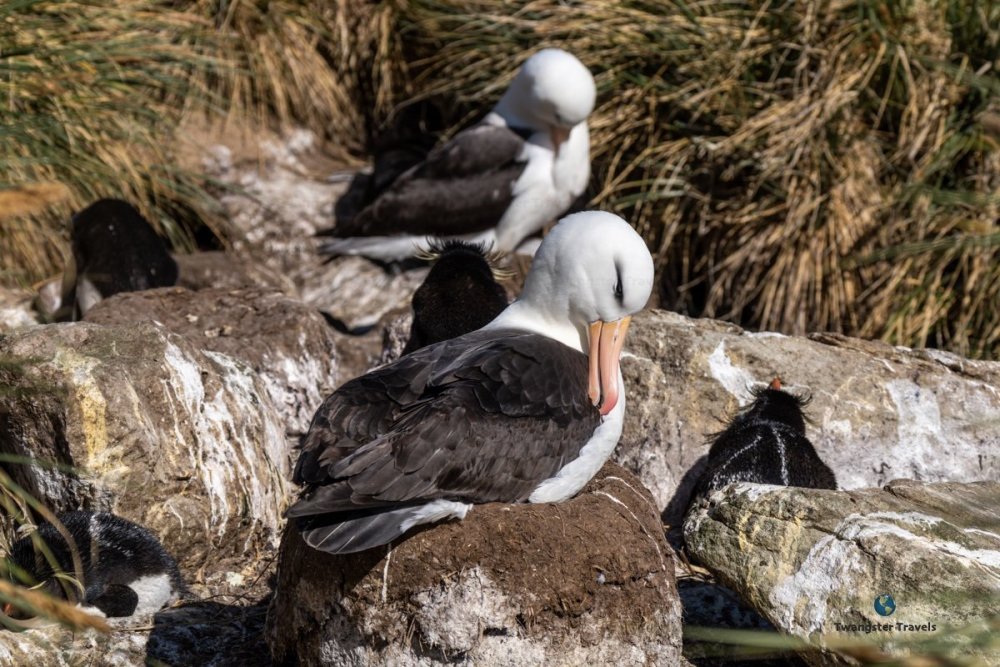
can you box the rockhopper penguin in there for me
[690,377,837,503]
[404,240,510,354]
[3,511,185,620]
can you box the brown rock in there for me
[83,286,338,436]
[174,251,297,295]
[0,321,289,572]
[266,463,682,666]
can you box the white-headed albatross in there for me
[291,211,654,554]
[318,48,596,262]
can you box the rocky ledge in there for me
[684,479,1000,666]
[266,463,683,667]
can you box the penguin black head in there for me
[68,198,178,317]
[403,240,509,353]
[740,376,810,433]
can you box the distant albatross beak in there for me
[587,316,632,416]
[550,125,571,156]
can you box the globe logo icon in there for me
[874,594,896,617]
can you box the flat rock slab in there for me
[684,479,1000,665]
[0,321,289,572]
[174,251,297,295]
[266,464,682,666]
[84,286,339,436]
[619,309,1000,524]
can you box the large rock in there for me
[0,321,289,572]
[83,286,338,436]
[684,480,1000,665]
[174,250,297,295]
[266,464,682,666]
[619,310,1000,524]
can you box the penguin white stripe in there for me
[714,432,762,479]
[770,424,790,485]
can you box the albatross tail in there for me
[294,500,472,555]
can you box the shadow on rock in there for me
[662,454,708,545]
[147,599,271,667]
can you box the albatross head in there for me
[499,211,654,416]
[497,48,596,155]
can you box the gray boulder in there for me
[266,463,682,666]
[83,286,338,436]
[684,479,1000,665]
[0,321,289,572]
[618,310,1000,524]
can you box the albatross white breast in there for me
[317,48,596,262]
[290,211,654,554]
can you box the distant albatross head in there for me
[486,211,654,416]
[494,48,596,154]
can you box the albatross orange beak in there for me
[550,125,571,156]
[587,316,631,416]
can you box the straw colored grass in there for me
[3,0,997,358]
[389,0,1000,358]
[178,0,403,157]
[0,0,228,286]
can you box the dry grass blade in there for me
[0,579,110,634]
[0,184,72,222]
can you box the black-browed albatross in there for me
[290,211,654,554]
[318,48,596,262]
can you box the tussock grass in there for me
[0,0,228,286]
[1,0,404,287]
[390,0,1000,358]
[179,0,403,157]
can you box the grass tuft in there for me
[389,0,1000,358]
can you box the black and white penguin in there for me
[318,48,596,261]
[689,377,837,502]
[65,198,178,318]
[3,511,185,620]
[403,240,509,354]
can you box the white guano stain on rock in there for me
[885,379,943,479]
[836,512,1000,572]
[769,533,865,634]
[410,567,518,653]
[885,378,989,483]
[770,508,1000,635]
[160,342,287,545]
[707,341,756,405]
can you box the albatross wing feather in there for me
[332,124,530,238]
[288,330,600,521]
